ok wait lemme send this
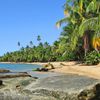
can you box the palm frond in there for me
[86,0,97,13]
[79,0,83,12]
[70,26,79,50]
[56,17,70,28]
[79,17,99,37]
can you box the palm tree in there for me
[79,17,100,53]
[29,41,33,47]
[17,42,20,47]
[56,0,100,55]
[44,42,49,48]
[78,0,100,53]
[37,35,41,43]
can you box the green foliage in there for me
[79,17,100,37]
[57,0,100,52]
[63,52,76,61]
[0,41,57,62]
[0,0,100,65]
[84,51,100,65]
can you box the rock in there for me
[0,72,31,78]
[0,92,30,100]
[35,67,49,72]
[78,83,100,100]
[0,80,3,85]
[0,77,37,100]
[0,91,55,100]
[32,76,38,79]
[1,74,100,100]
[25,74,100,100]
[40,68,49,72]
[0,69,10,73]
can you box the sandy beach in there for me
[33,61,100,79]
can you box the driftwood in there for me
[34,63,55,72]
[44,63,55,69]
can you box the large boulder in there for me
[25,74,100,100]
[0,74,100,100]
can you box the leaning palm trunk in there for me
[83,32,90,56]
[79,17,100,54]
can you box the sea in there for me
[0,63,40,72]
[0,63,61,78]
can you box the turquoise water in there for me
[0,63,41,72]
[0,63,62,78]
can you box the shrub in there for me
[84,50,100,65]
[56,52,76,61]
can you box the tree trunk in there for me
[83,32,90,56]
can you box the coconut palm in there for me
[37,35,41,43]
[56,0,100,55]
[79,16,100,53]
[17,42,20,47]
[29,41,33,47]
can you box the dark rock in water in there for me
[0,69,10,73]
[0,72,31,78]
[35,67,49,72]
[0,80,3,85]
[40,68,49,72]
[33,76,38,79]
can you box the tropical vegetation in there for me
[0,0,100,64]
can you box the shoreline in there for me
[0,61,49,66]
[0,61,100,79]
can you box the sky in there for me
[0,0,65,56]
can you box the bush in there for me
[56,52,76,61]
[84,50,100,65]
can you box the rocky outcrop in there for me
[25,74,100,100]
[0,68,32,78]
[0,72,31,78]
[78,83,100,100]
[0,74,100,100]
[0,69,10,73]
[34,67,49,72]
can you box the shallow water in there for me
[0,63,41,72]
[0,63,61,78]
[28,71,63,78]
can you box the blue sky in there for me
[0,0,65,56]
